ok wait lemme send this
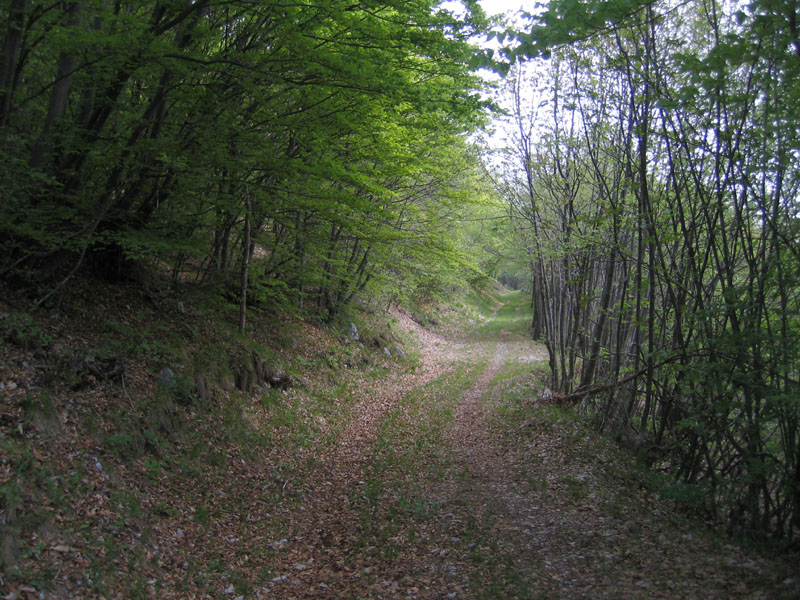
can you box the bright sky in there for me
[438,0,539,150]
[478,0,528,16]
[440,0,529,20]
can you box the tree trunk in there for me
[239,193,252,335]
[579,251,616,390]
[0,0,27,127]
[31,3,83,168]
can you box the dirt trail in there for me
[5,290,794,600]
[426,310,792,599]
[260,308,461,598]
[259,300,793,599]
[330,308,451,477]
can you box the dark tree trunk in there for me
[0,0,27,127]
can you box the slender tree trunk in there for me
[239,193,251,335]
[31,47,81,165]
[579,252,616,390]
[0,0,27,128]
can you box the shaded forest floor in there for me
[1,284,797,598]
[259,292,795,599]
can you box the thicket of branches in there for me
[0,1,493,324]
[497,0,800,544]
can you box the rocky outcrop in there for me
[234,351,292,394]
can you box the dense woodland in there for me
[495,0,800,545]
[2,0,799,549]
[0,0,499,324]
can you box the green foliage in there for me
[1,312,53,351]
[510,0,653,60]
[101,317,180,369]
[661,482,714,514]
[498,0,800,544]
[0,0,494,322]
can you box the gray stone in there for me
[92,456,109,480]
[193,373,212,402]
[235,367,256,392]
[157,367,175,388]
[349,322,360,342]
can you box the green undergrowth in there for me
[464,283,503,319]
[404,278,507,333]
[470,289,530,340]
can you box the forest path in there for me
[261,292,790,599]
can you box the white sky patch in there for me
[437,1,544,153]
[439,0,528,19]
[478,0,528,17]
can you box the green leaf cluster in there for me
[496,0,800,544]
[0,0,493,316]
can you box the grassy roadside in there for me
[470,288,530,339]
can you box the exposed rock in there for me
[218,374,235,391]
[235,366,257,393]
[92,456,109,480]
[0,524,19,570]
[349,322,360,342]
[235,352,293,393]
[251,354,269,387]
[193,373,212,403]
[267,369,293,389]
[157,367,175,388]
